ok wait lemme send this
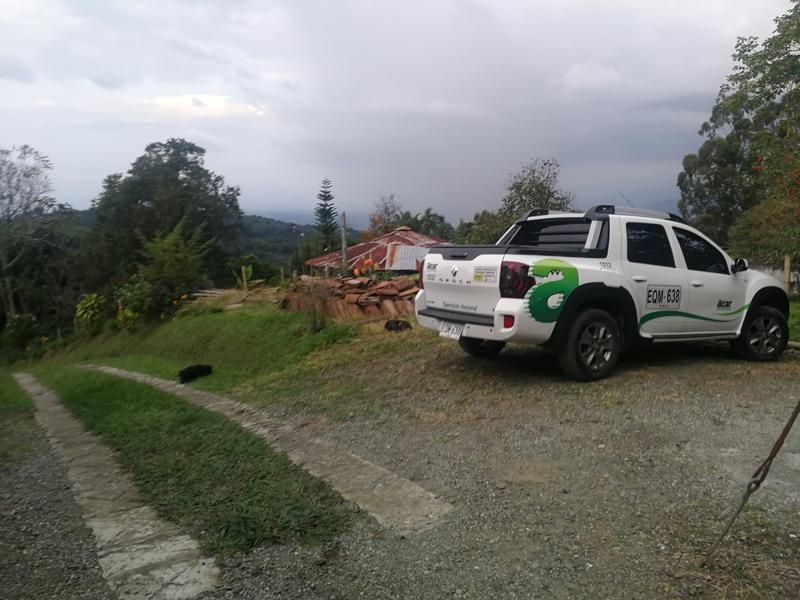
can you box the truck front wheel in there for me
[731,305,788,362]
[458,337,506,359]
[558,309,622,381]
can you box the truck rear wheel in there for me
[558,309,622,381]
[731,305,788,362]
[458,337,506,359]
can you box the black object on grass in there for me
[178,364,213,384]
[384,319,412,332]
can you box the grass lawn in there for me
[33,365,355,556]
[0,370,34,462]
[790,301,799,341]
[50,304,353,392]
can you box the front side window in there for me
[626,222,675,268]
[673,227,729,274]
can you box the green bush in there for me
[113,274,177,329]
[3,314,40,350]
[75,293,108,335]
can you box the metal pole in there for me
[341,212,348,275]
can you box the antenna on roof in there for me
[616,190,634,208]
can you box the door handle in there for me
[632,276,647,282]
[690,281,704,288]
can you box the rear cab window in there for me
[625,222,675,267]
[501,217,608,257]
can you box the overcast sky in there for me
[0,0,788,224]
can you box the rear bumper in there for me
[414,290,553,344]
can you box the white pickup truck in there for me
[415,205,790,381]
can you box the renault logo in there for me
[451,265,458,277]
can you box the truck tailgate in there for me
[420,246,506,318]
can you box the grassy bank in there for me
[33,366,354,555]
[790,301,799,341]
[52,304,353,391]
[0,370,34,462]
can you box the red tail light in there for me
[418,259,425,289]
[500,261,535,298]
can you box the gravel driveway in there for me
[4,341,800,599]
[209,341,800,599]
[0,414,112,600]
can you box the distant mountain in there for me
[61,209,361,266]
[253,208,370,230]
[239,214,360,265]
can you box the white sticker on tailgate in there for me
[645,285,681,310]
[473,266,498,284]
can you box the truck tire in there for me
[731,305,788,362]
[557,308,622,381]
[458,337,506,359]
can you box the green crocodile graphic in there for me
[526,258,579,322]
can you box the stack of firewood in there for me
[286,275,420,318]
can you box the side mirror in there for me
[732,258,749,273]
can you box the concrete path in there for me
[13,373,219,600]
[85,365,453,533]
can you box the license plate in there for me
[439,321,464,340]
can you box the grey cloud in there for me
[89,72,128,89]
[635,94,717,113]
[0,0,789,222]
[0,54,33,82]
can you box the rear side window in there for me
[673,227,729,274]
[506,218,607,256]
[626,222,675,268]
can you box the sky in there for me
[0,0,789,225]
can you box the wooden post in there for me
[341,212,348,275]
[784,254,792,294]
[241,265,248,293]
[279,266,285,284]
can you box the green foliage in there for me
[499,158,574,217]
[396,208,455,240]
[454,210,510,244]
[2,314,40,350]
[229,254,278,287]
[0,144,67,319]
[88,138,241,289]
[729,193,800,266]
[138,217,212,299]
[35,367,352,555]
[74,293,108,335]
[453,158,574,245]
[314,178,339,251]
[678,1,800,243]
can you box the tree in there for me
[453,210,509,244]
[499,158,574,218]
[365,194,402,238]
[0,145,66,317]
[677,1,800,243]
[90,138,241,288]
[314,178,338,251]
[396,208,455,240]
[729,194,800,266]
[453,158,574,245]
[138,217,213,299]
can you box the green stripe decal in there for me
[716,304,749,317]
[639,311,735,326]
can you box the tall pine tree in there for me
[314,178,339,251]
